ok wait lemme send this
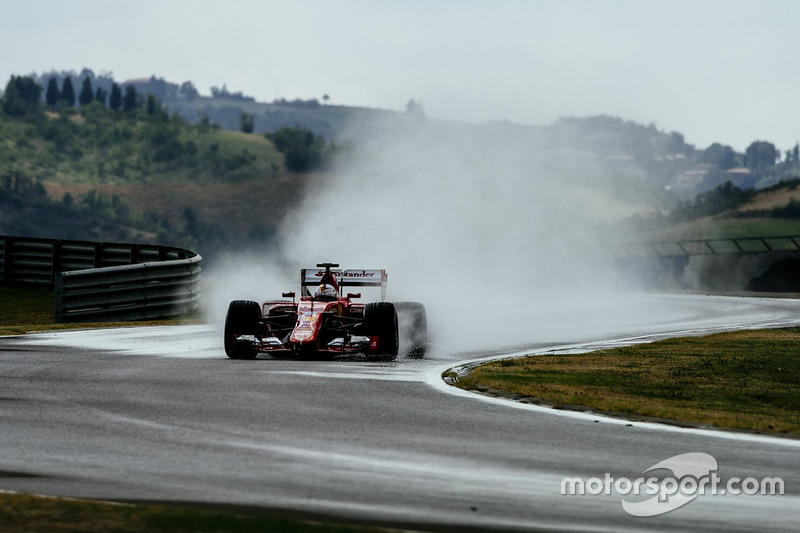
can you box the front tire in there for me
[362,302,399,360]
[224,300,261,359]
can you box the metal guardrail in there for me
[54,255,202,323]
[1,235,201,323]
[627,236,800,258]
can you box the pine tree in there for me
[239,112,255,133]
[146,93,161,116]
[59,77,75,107]
[109,82,122,110]
[1,75,43,116]
[78,77,94,106]
[95,86,108,105]
[123,86,138,113]
[45,78,59,108]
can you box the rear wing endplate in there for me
[301,268,387,301]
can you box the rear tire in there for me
[394,301,427,358]
[224,300,261,360]
[362,302,399,360]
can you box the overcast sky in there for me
[2,0,798,152]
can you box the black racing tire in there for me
[224,300,261,360]
[362,302,399,360]
[394,301,428,358]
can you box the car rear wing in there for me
[301,268,387,301]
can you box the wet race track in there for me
[1,293,800,532]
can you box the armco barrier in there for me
[1,235,201,323]
[54,255,202,323]
[627,235,800,257]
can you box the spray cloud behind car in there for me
[208,117,684,354]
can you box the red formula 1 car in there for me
[224,263,427,360]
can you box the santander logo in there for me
[314,270,377,278]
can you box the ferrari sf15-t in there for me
[224,263,427,360]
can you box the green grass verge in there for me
[0,286,55,333]
[0,493,389,533]
[454,328,800,435]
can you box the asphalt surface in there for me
[1,293,800,531]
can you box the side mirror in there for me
[346,292,361,300]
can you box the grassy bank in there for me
[0,493,387,533]
[453,328,800,435]
[0,286,54,334]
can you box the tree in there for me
[701,143,738,170]
[239,112,255,133]
[671,181,755,221]
[122,85,138,113]
[1,75,43,117]
[789,143,800,166]
[146,93,162,116]
[405,99,425,117]
[95,86,108,105]
[745,141,778,171]
[265,125,328,172]
[109,82,122,110]
[178,81,199,100]
[45,78,59,108]
[78,76,94,106]
[59,77,75,107]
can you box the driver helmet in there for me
[315,283,337,300]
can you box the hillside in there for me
[59,72,737,197]
[2,103,796,253]
[32,70,404,142]
[738,181,800,213]
[0,101,314,253]
[634,179,800,241]
[164,95,400,141]
[3,71,800,260]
